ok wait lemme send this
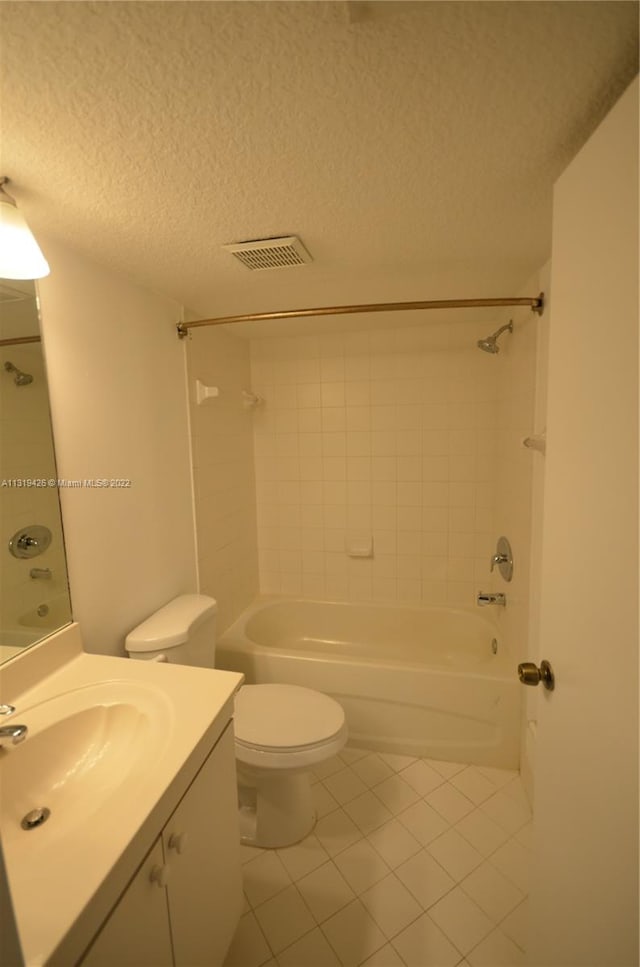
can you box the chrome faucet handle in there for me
[0,724,27,745]
[489,537,513,582]
[0,704,16,716]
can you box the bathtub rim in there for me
[218,594,509,681]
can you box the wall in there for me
[250,319,505,608]
[37,238,198,656]
[489,265,550,801]
[185,327,259,633]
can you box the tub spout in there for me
[477,592,506,607]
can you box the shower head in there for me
[4,360,33,385]
[477,320,513,354]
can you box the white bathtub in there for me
[217,598,520,769]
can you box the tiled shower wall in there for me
[250,320,505,606]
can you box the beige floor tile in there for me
[466,928,526,966]
[429,887,493,955]
[367,818,422,869]
[277,833,331,881]
[334,838,391,894]
[395,849,456,910]
[254,884,316,954]
[391,913,461,967]
[278,927,341,966]
[223,911,272,967]
[297,861,356,923]
[243,850,293,907]
[360,873,423,940]
[321,899,387,966]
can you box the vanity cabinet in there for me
[79,840,173,967]
[81,723,242,967]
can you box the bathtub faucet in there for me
[477,592,506,608]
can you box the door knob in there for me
[518,660,555,690]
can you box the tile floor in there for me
[224,747,531,967]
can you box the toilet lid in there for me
[234,684,345,751]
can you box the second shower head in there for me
[477,320,513,354]
[4,360,33,385]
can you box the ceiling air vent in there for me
[223,235,312,271]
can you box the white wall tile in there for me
[251,316,536,614]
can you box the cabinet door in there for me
[163,723,243,967]
[81,839,173,967]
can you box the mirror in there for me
[0,278,72,662]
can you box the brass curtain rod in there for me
[0,334,41,348]
[177,293,544,338]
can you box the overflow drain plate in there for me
[21,807,50,830]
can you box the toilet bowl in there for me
[125,595,348,848]
[234,683,347,846]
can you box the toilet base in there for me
[237,764,316,848]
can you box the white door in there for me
[164,723,243,967]
[528,78,638,966]
[80,839,173,967]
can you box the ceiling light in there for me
[0,177,49,279]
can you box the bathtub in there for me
[217,598,520,769]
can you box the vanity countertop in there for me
[0,623,243,966]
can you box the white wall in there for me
[489,264,550,801]
[37,238,197,656]
[185,326,259,633]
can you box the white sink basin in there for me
[1,681,172,848]
[0,629,243,966]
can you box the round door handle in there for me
[149,864,170,888]
[518,660,555,691]
[168,832,188,855]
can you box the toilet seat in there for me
[234,684,347,769]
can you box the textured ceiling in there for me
[1,1,637,333]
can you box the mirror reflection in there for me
[0,279,72,662]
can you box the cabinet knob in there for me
[168,832,189,855]
[149,864,170,888]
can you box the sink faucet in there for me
[477,592,506,607]
[0,724,28,745]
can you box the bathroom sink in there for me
[0,633,243,966]
[0,680,172,848]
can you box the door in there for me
[528,79,638,965]
[163,722,243,967]
[80,839,173,967]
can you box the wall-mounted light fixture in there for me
[0,177,49,280]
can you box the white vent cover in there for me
[223,235,312,271]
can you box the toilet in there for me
[125,594,348,848]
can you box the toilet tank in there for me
[125,594,217,668]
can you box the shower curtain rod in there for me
[0,334,41,348]
[176,293,544,338]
